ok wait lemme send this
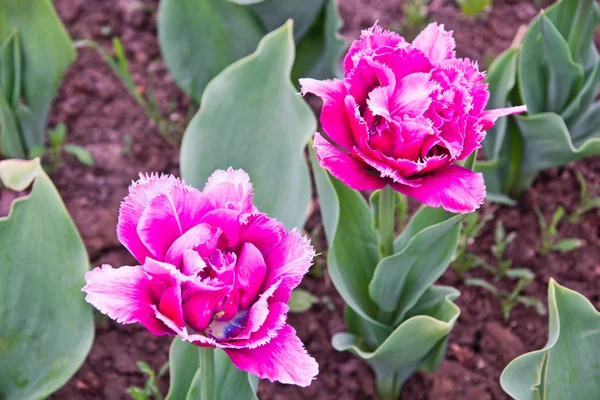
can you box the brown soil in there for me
[8,0,594,399]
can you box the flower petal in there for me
[343,24,406,73]
[313,133,386,191]
[203,168,256,213]
[480,105,528,130]
[238,213,283,255]
[117,173,181,263]
[225,324,318,387]
[263,230,315,304]
[412,23,456,64]
[367,73,436,120]
[393,164,485,213]
[82,265,170,336]
[300,78,355,151]
[164,223,221,267]
[236,242,267,309]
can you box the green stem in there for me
[199,347,216,400]
[378,185,395,258]
[377,185,396,324]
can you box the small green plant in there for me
[453,211,494,275]
[535,205,583,255]
[74,38,184,145]
[466,268,546,320]
[29,124,93,171]
[489,221,517,278]
[128,361,168,400]
[569,170,600,223]
[390,0,429,40]
[288,288,319,313]
[456,0,491,17]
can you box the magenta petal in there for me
[238,214,283,255]
[225,324,318,387]
[158,285,185,328]
[368,73,436,120]
[352,147,417,186]
[300,78,355,151]
[480,105,528,129]
[263,230,315,304]
[412,23,456,64]
[343,24,406,72]
[203,168,256,214]
[236,243,267,309]
[82,265,170,336]
[393,164,485,213]
[164,223,220,267]
[313,133,386,191]
[117,173,180,263]
[137,185,214,261]
[200,209,241,247]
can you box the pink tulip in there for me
[82,169,318,386]
[301,23,526,213]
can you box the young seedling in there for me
[453,211,494,276]
[456,0,491,18]
[29,124,94,172]
[128,361,168,400]
[466,268,546,320]
[569,170,600,223]
[74,38,184,145]
[490,221,517,278]
[288,288,319,313]
[535,205,583,255]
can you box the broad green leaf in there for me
[483,48,519,161]
[288,288,319,313]
[310,146,383,325]
[250,0,325,42]
[519,12,583,115]
[561,63,600,124]
[180,22,316,229]
[0,90,24,158]
[291,0,347,82]
[516,113,600,174]
[157,0,263,102]
[166,339,258,400]
[500,279,600,399]
[570,101,600,143]
[0,30,21,108]
[334,286,460,397]
[546,0,600,70]
[369,207,462,322]
[0,0,75,150]
[0,158,93,400]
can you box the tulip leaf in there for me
[0,158,93,400]
[166,339,258,400]
[250,0,326,42]
[180,21,315,229]
[0,0,75,152]
[501,279,600,399]
[157,0,263,102]
[570,101,600,143]
[335,286,460,398]
[369,207,463,321]
[519,12,583,115]
[483,48,520,161]
[516,112,600,174]
[291,0,347,83]
[310,146,384,326]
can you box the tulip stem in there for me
[199,347,216,400]
[379,185,395,258]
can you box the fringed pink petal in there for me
[343,24,406,73]
[203,168,256,214]
[225,324,318,387]
[412,23,456,64]
[393,164,485,213]
[481,105,528,130]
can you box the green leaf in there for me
[500,279,600,399]
[310,146,383,325]
[569,101,600,144]
[516,113,600,174]
[64,144,94,167]
[0,90,24,158]
[128,387,148,400]
[291,0,347,82]
[334,286,460,397]
[47,123,66,148]
[552,238,583,253]
[227,0,265,4]
[369,207,463,322]
[0,0,75,150]
[250,0,325,42]
[465,278,499,296]
[157,0,263,102]
[0,30,21,109]
[456,0,491,17]
[0,158,93,400]
[288,288,319,313]
[180,21,316,229]
[561,62,600,124]
[519,12,583,115]
[166,339,258,400]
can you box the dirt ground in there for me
[4,0,597,398]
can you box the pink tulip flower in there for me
[83,169,318,386]
[301,23,526,213]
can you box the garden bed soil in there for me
[19,0,597,398]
